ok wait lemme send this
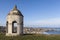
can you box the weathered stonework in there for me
[6,5,23,36]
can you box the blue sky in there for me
[0,0,60,27]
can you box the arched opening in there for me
[6,21,8,33]
[12,21,17,33]
[20,21,23,34]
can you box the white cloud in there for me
[25,18,60,27]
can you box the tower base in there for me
[6,33,23,36]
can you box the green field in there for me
[0,33,60,40]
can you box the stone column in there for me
[8,23,12,34]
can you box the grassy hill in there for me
[0,33,60,40]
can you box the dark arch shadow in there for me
[12,21,17,33]
[6,21,8,33]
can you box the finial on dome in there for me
[13,5,17,10]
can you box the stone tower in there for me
[6,5,23,36]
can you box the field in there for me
[0,33,60,40]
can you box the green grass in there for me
[0,33,60,40]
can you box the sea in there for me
[43,28,60,35]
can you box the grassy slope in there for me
[0,33,60,40]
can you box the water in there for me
[43,28,60,35]
[46,31,60,34]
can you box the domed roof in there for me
[8,5,23,16]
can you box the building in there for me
[6,5,23,36]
